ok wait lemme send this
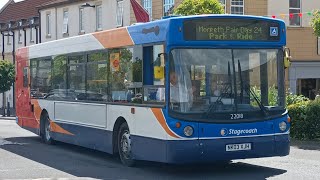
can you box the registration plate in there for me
[226,143,251,152]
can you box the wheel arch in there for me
[40,109,49,136]
[112,116,127,155]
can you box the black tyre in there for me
[118,122,135,167]
[41,113,54,145]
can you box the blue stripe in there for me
[50,123,113,154]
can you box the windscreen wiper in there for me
[237,60,268,116]
[246,84,268,116]
[205,62,233,117]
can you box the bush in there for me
[286,92,309,106]
[288,101,309,139]
[288,99,320,140]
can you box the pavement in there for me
[0,115,15,120]
[1,119,320,179]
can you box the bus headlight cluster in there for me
[184,126,194,137]
[279,121,287,131]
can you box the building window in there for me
[116,0,124,27]
[289,0,301,26]
[163,0,174,16]
[219,0,226,13]
[63,10,69,34]
[231,0,244,15]
[142,0,152,19]
[46,13,51,36]
[18,21,22,43]
[30,19,34,42]
[30,28,34,42]
[96,5,102,30]
[7,23,11,45]
[79,8,85,32]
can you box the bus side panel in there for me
[42,101,113,154]
[15,48,40,134]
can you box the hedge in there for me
[288,99,320,140]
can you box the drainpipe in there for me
[35,26,39,44]
[1,31,4,60]
[22,27,27,46]
[1,31,5,116]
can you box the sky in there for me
[0,0,24,10]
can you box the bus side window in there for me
[23,67,28,87]
[109,46,143,103]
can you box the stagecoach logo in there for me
[221,128,228,136]
[142,26,160,36]
[220,128,258,136]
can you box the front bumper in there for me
[166,134,290,164]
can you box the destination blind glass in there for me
[184,19,281,41]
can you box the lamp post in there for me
[1,22,15,116]
[80,3,96,8]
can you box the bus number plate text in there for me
[226,143,251,152]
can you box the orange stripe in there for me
[30,99,73,135]
[31,99,42,123]
[50,121,74,136]
[93,27,134,48]
[151,108,179,138]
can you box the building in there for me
[0,0,51,115]
[38,0,134,43]
[1,0,319,116]
[268,0,320,99]
[138,0,320,99]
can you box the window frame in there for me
[46,13,51,37]
[79,8,85,33]
[163,0,175,16]
[30,19,34,43]
[18,21,23,44]
[230,0,244,15]
[7,23,11,45]
[219,0,226,13]
[142,0,152,20]
[96,5,102,31]
[116,0,124,27]
[62,10,69,34]
[289,0,302,27]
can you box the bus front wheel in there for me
[118,122,135,167]
[41,113,54,145]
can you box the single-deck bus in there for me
[15,15,290,166]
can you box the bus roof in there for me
[19,15,286,59]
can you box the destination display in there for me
[184,19,281,41]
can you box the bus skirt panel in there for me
[131,134,290,164]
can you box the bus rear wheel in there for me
[118,122,135,167]
[41,113,54,145]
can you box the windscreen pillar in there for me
[260,52,268,106]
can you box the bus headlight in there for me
[184,126,194,137]
[279,121,287,131]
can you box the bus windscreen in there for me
[184,18,281,41]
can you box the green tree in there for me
[311,10,320,37]
[174,0,224,16]
[0,60,15,94]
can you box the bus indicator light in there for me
[175,122,181,128]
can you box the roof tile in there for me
[0,0,52,22]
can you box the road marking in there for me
[0,138,27,146]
